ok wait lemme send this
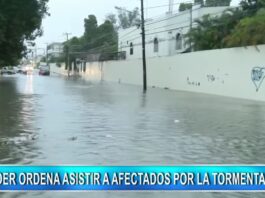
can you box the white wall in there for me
[64,45,265,102]
[49,63,68,76]
[80,62,103,81]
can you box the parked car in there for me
[17,66,24,74]
[13,66,19,73]
[39,65,50,76]
[0,66,16,75]
[20,65,34,75]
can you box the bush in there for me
[224,10,265,47]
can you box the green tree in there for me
[83,15,98,46]
[179,3,193,12]
[185,0,265,51]
[117,7,140,29]
[105,14,117,26]
[186,8,245,50]
[97,20,118,60]
[81,16,117,53]
[68,37,82,52]
[224,10,265,47]
[205,0,231,7]
[65,37,82,69]
[0,0,49,66]
[240,0,265,16]
[194,0,204,6]
[63,15,118,64]
[105,13,118,31]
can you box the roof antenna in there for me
[168,0,174,14]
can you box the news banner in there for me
[1,166,265,191]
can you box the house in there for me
[47,42,64,60]
[118,4,230,60]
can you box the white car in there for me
[21,65,34,74]
[0,66,16,75]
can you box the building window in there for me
[154,38,159,53]
[130,42,134,55]
[176,33,183,50]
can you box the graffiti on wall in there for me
[187,77,201,87]
[206,68,229,85]
[251,67,265,92]
[207,75,216,82]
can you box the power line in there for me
[76,45,116,53]
[120,19,190,40]
[145,3,230,24]
[69,4,232,59]
[145,6,201,27]
[145,1,193,10]
[119,18,190,41]
[119,28,139,39]
[73,31,186,53]
[146,19,190,32]
[146,25,190,35]
[117,4,206,41]
[123,24,191,43]
[117,1,195,41]
[121,7,230,41]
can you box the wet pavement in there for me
[1,73,265,197]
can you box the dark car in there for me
[39,66,50,76]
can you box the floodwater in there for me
[1,73,265,198]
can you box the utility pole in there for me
[189,7,193,50]
[115,5,146,90]
[45,43,49,66]
[168,0,174,14]
[141,0,147,92]
[34,47,37,68]
[64,32,71,77]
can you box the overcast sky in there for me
[35,0,241,51]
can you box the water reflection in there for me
[0,77,40,164]
[1,75,265,197]
[23,75,34,95]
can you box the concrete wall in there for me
[80,62,103,81]
[50,63,68,76]
[51,45,265,102]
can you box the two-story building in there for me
[118,4,230,60]
[47,42,64,60]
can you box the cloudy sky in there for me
[35,0,241,51]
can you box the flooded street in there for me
[1,74,265,198]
